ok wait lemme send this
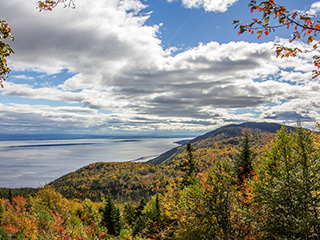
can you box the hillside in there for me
[50,161,182,202]
[47,122,287,201]
[150,122,292,165]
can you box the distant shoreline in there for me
[7,143,96,148]
[0,134,197,141]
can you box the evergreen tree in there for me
[133,215,147,236]
[8,189,13,205]
[135,197,146,219]
[252,125,320,238]
[234,129,254,185]
[154,193,161,222]
[101,195,122,236]
[180,143,196,188]
[123,202,136,227]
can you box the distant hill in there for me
[149,122,294,165]
[49,161,182,202]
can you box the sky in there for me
[1,0,320,135]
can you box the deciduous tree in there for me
[252,125,320,238]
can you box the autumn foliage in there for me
[0,20,14,88]
[2,123,320,239]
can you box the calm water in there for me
[0,138,189,188]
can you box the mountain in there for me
[149,122,294,164]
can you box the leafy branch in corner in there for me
[0,20,14,88]
[37,0,76,11]
[234,0,320,78]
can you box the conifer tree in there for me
[180,143,196,188]
[101,195,122,236]
[123,202,136,227]
[135,197,146,218]
[234,129,254,185]
[8,189,13,205]
[154,193,161,222]
[133,215,147,236]
[0,201,3,225]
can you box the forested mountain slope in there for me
[49,161,182,202]
[48,122,286,201]
[150,122,292,165]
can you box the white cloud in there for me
[171,0,238,12]
[307,1,320,15]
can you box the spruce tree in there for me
[154,194,161,222]
[180,143,196,188]
[135,197,146,218]
[234,129,254,185]
[123,202,136,227]
[101,195,122,236]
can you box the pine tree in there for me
[180,143,196,188]
[101,195,122,236]
[234,129,254,185]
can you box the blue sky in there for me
[1,0,320,134]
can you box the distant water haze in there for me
[0,137,190,188]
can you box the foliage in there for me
[179,143,196,188]
[0,20,14,88]
[123,202,136,228]
[234,129,255,185]
[0,200,3,224]
[251,124,320,238]
[160,159,238,239]
[37,0,75,11]
[3,122,320,239]
[101,195,122,236]
[0,187,38,200]
[234,0,320,78]
[51,162,182,202]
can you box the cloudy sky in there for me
[1,0,320,135]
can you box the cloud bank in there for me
[0,0,319,134]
